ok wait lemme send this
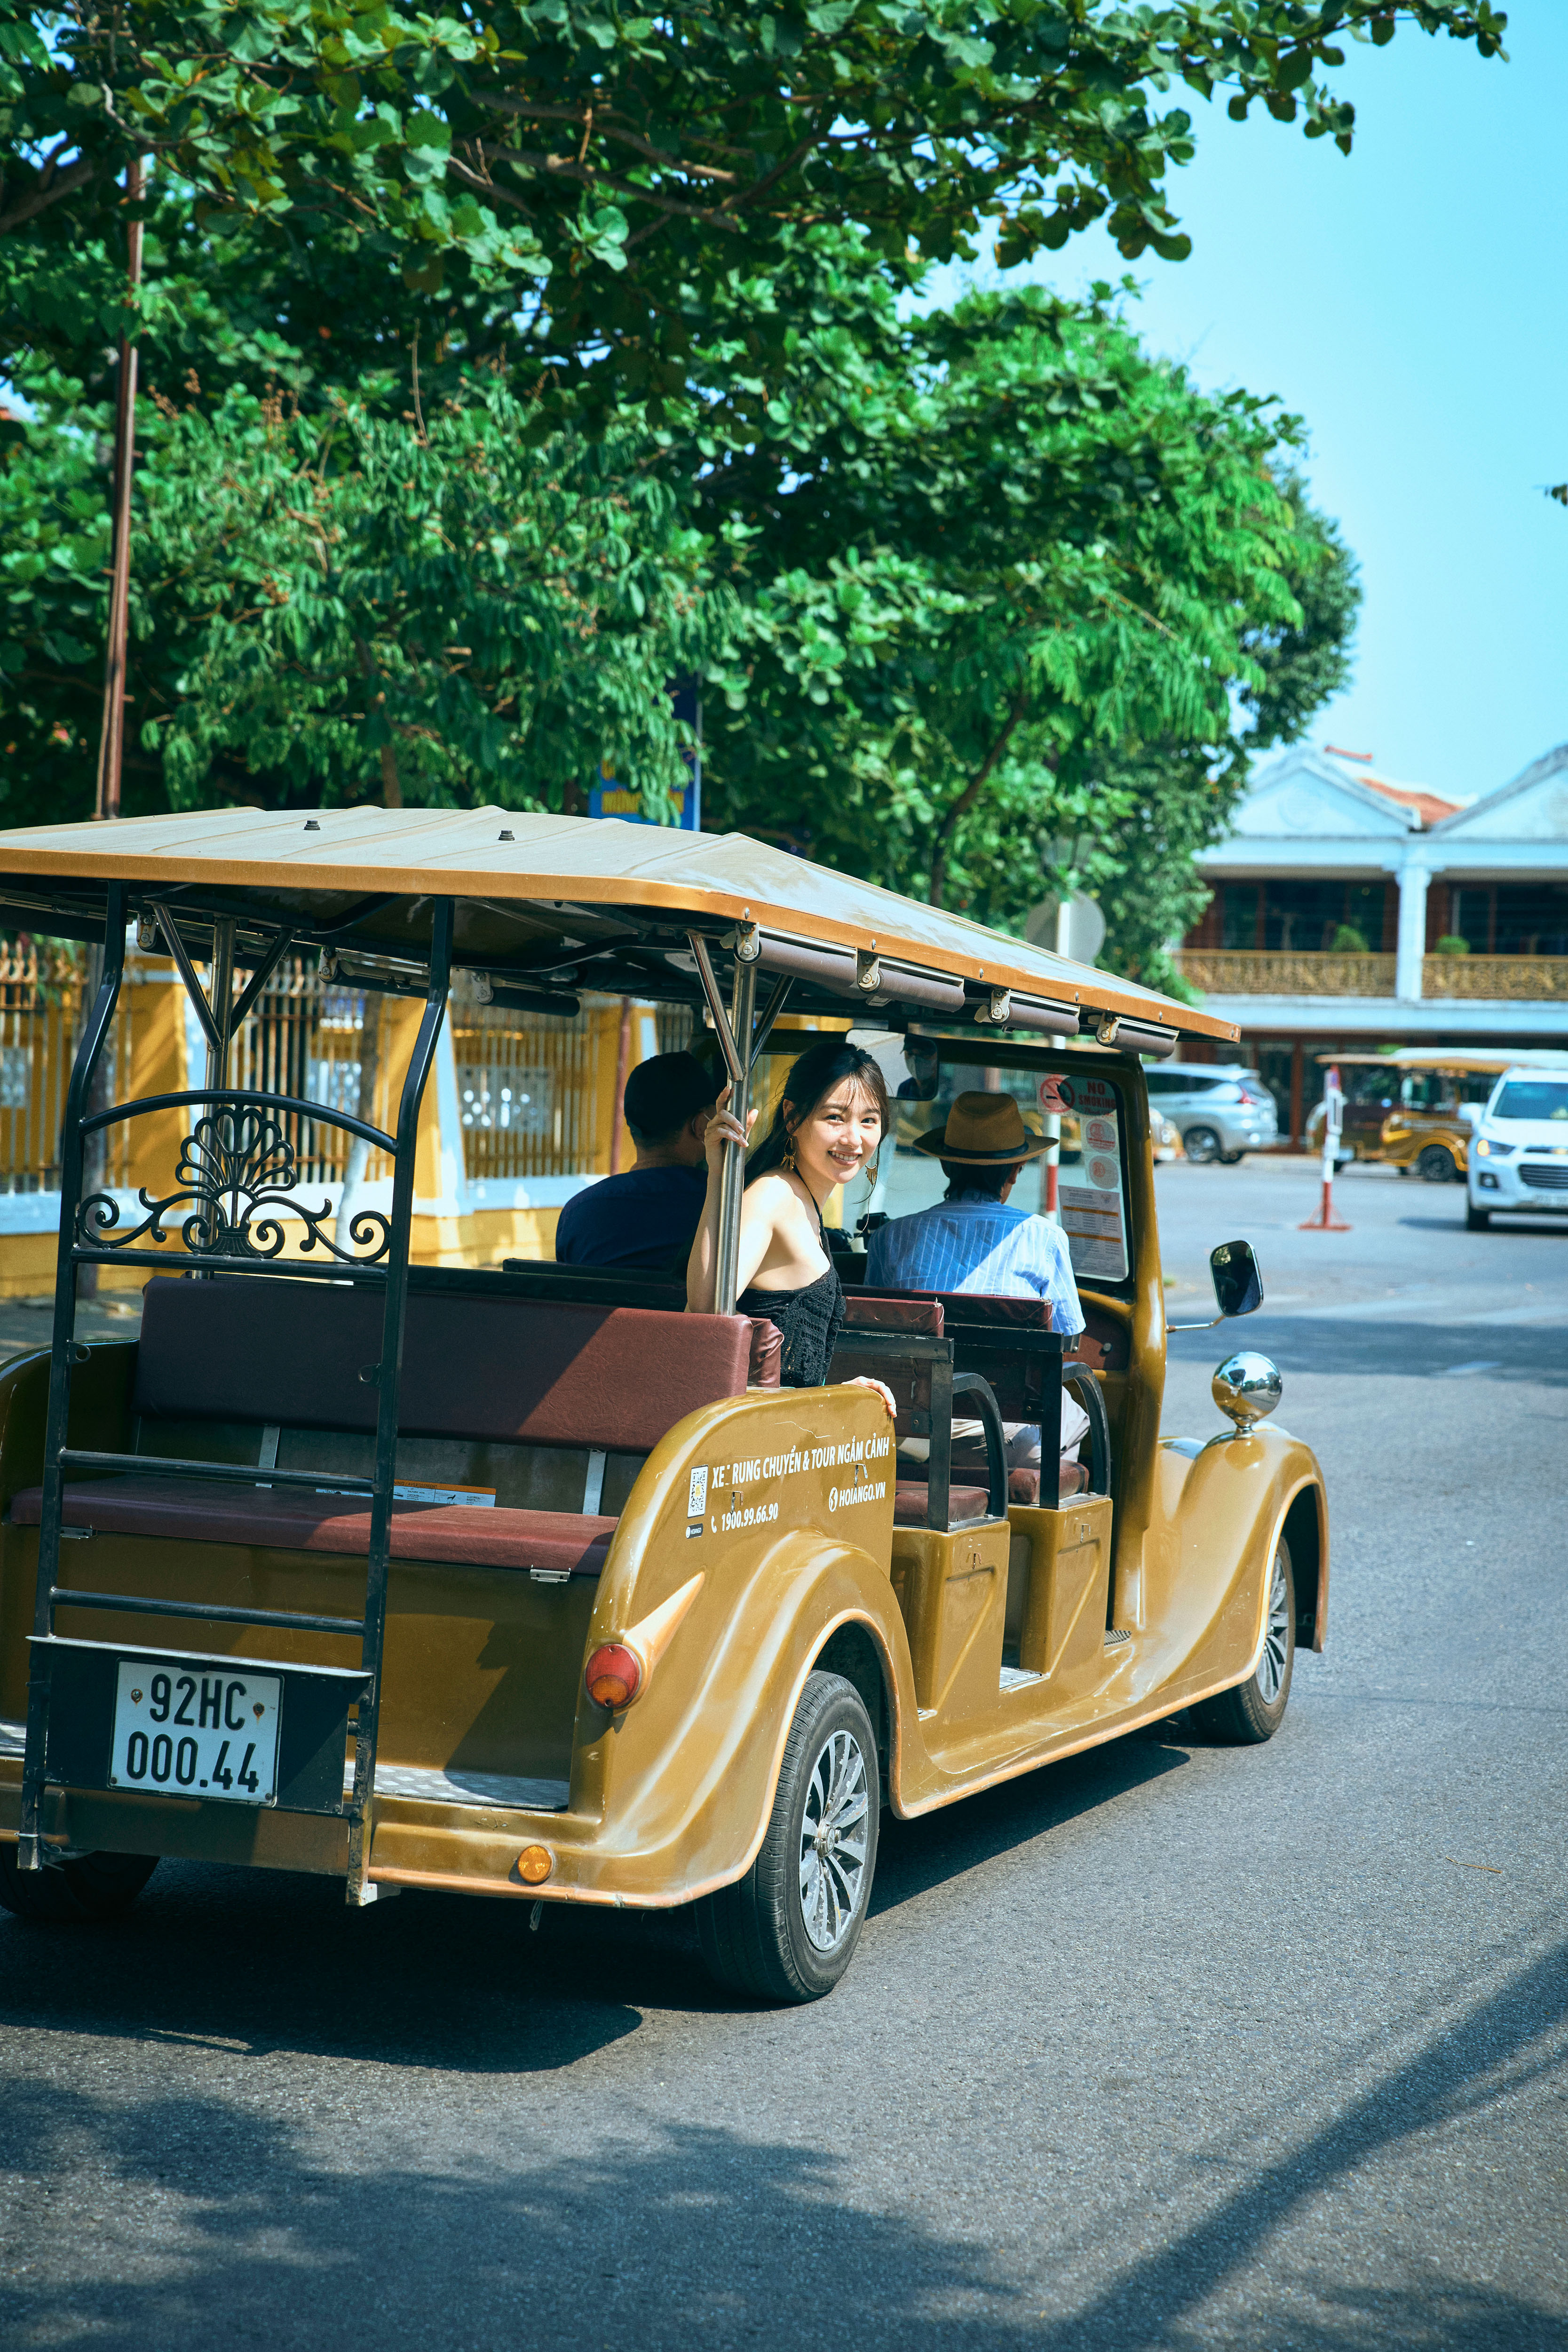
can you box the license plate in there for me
[108,1660,282,1806]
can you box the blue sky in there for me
[924,1,1566,809]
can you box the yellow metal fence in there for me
[0,946,702,1200]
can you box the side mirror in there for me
[1210,1239,1263,1319]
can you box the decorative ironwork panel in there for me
[1422,954,1568,1001]
[1172,951,1397,998]
[78,1105,391,1264]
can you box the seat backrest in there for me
[490,1260,781,1384]
[850,1284,1050,1332]
[134,1277,752,1453]
[840,1295,944,1335]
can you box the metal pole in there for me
[345,898,453,1905]
[715,954,757,1316]
[94,156,145,824]
[16,885,127,1871]
[206,917,237,1233]
[205,918,236,1096]
[1300,1063,1351,1231]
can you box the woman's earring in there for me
[781,1142,797,1175]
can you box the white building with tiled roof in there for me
[1174,744,1568,1143]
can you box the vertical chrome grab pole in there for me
[716,952,758,1316]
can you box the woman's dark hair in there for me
[747,1039,891,1184]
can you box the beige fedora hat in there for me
[912,1090,1048,1164]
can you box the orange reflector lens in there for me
[585,1642,641,1709]
[517,1845,553,1885]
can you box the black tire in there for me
[697,1671,879,2004]
[1218,1149,1245,1166]
[1184,1125,1220,1166]
[0,1847,158,1924]
[1194,1541,1294,1745]
[1418,1145,1457,1184]
[1466,1202,1491,1232]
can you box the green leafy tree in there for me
[1,370,726,819]
[2,0,1508,416]
[1092,485,1360,992]
[699,288,1325,928]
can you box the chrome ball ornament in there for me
[1213,1351,1283,1432]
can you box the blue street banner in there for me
[587,682,702,829]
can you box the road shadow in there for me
[1169,1315,1568,1387]
[1,1931,1563,2350]
[0,1732,1192,2055]
[871,1725,1188,1917]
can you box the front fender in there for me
[1151,1426,1328,1706]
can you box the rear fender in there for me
[578,1528,910,1905]
[563,1384,908,1903]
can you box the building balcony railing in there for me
[1422,954,1568,1000]
[1172,951,1396,997]
[1172,949,1568,1001]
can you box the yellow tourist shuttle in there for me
[0,811,1327,2000]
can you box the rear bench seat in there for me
[10,1277,755,1577]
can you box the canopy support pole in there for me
[16,885,128,1871]
[687,933,758,1317]
[716,954,758,1316]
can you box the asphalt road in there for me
[2,1160,1565,2350]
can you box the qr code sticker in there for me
[687,1466,709,1519]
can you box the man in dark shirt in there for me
[554,1051,722,1271]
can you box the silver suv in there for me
[1144,1063,1280,1164]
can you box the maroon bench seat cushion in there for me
[849,1287,1052,1330]
[133,1279,752,1449]
[11,1480,616,1576]
[893,1480,989,1527]
[840,1296,945,1335]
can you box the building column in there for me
[1395,865,1430,1002]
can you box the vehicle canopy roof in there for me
[0,807,1236,1048]
[1316,1047,1568,1073]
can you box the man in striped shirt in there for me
[867,1091,1089,1486]
[867,1092,1084,1335]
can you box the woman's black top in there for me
[737,1263,845,1388]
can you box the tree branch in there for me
[929,688,1030,910]
[0,152,99,237]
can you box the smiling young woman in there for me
[687,1037,895,1414]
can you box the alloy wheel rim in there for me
[1257,1549,1290,1704]
[798,1727,870,1954]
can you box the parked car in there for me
[1144,1064,1278,1164]
[1465,1067,1568,1230]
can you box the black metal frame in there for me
[16,886,454,1905]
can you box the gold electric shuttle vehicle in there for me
[0,812,1327,2001]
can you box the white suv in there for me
[1466,1066,1568,1229]
[1144,1064,1280,1164]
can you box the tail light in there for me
[585,1642,642,1710]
